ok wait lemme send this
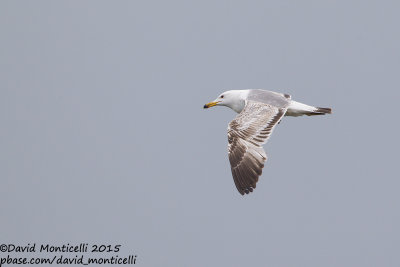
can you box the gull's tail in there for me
[286,101,332,117]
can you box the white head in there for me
[203,90,248,113]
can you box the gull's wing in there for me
[246,89,291,108]
[228,100,287,195]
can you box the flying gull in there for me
[204,89,331,195]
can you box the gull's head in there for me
[203,90,248,113]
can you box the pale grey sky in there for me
[1,1,400,266]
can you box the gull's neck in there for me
[227,90,249,113]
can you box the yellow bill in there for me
[203,101,220,109]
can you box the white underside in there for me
[286,100,318,117]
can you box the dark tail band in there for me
[305,107,332,116]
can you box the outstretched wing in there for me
[228,100,287,195]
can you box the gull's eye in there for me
[221,95,224,98]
